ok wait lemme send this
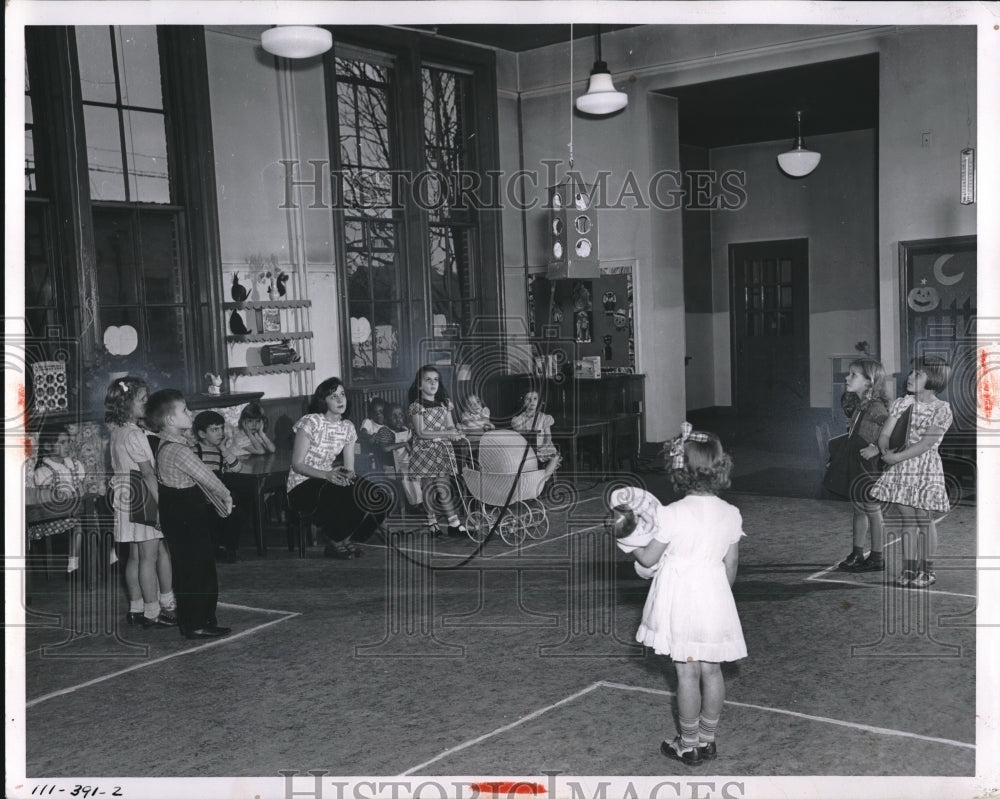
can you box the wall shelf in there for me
[226,331,314,344]
[228,362,316,378]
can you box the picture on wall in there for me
[898,235,976,452]
[526,259,638,373]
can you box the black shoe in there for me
[448,524,468,538]
[661,737,703,766]
[345,542,363,558]
[847,555,884,573]
[184,626,230,639]
[139,614,178,629]
[698,741,717,761]
[837,551,865,570]
[323,542,354,559]
[126,612,144,626]
[159,608,179,625]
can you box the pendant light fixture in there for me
[575,26,628,116]
[261,26,333,59]
[777,110,821,177]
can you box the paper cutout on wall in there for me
[350,316,372,344]
[103,325,138,355]
[907,283,940,313]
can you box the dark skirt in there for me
[287,477,390,542]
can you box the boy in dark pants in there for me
[147,390,234,640]
[192,410,243,563]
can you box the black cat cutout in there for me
[229,310,250,335]
[231,272,248,302]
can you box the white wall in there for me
[507,23,978,433]
[206,26,339,399]
[876,26,977,376]
[709,129,878,408]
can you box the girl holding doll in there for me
[622,423,747,766]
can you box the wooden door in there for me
[729,239,810,419]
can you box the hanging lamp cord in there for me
[568,23,574,169]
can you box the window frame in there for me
[24,25,224,415]
[323,27,503,389]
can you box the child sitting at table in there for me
[193,411,243,563]
[29,423,86,573]
[375,402,423,509]
[230,401,276,457]
[359,397,388,472]
[147,389,234,639]
[460,393,495,433]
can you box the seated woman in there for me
[286,377,390,559]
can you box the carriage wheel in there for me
[466,502,498,543]
[498,505,526,546]
[523,498,549,539]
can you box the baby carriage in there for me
[460,429,553,545]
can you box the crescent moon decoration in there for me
[932,253,964,286]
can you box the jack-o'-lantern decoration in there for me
[907,283,940,313]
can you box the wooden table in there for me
[223,450,293,556]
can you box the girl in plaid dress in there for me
[871,355,953,589]
[407,365,468,537]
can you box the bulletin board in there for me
[898,235,976,449]
[527,259,638,373]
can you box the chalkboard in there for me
[898,235,976,451]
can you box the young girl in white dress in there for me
[105,377,177,628]
[626,423,746,766]
[870,354,953,589]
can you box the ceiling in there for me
[413,24,637,53]
[419,26,878,150]
[664,54,879,148]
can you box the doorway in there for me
[729,239,810,427]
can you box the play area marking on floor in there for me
[400,678,974,774]
[599,681,975,750]
[806,537,977,599]
[397,681,607,776]
[25,603,300,709]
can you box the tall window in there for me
[329,32,499,388]
[76,26,190,386]
[423,66,478,338]
[25,58,37,193]
[25,62,58,339]
[335,51,405,383]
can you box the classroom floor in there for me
[16,443,979,785]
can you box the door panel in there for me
[730,239,810,418]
